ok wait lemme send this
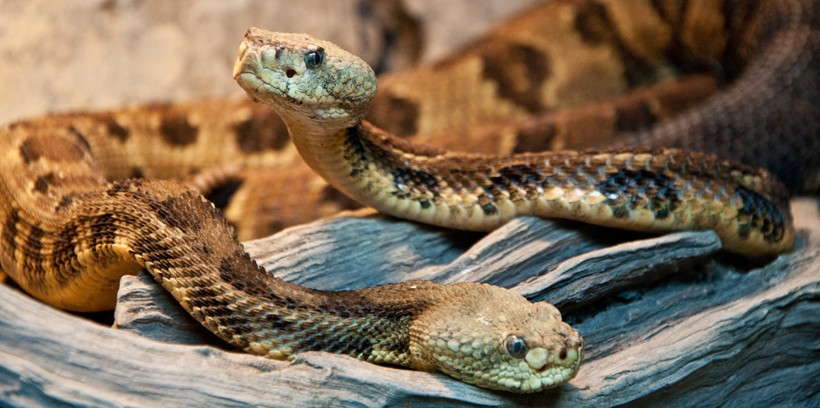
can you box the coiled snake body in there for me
[1,0,818,394]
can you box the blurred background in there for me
[0,0,541,124]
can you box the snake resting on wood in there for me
[1,0,818,394]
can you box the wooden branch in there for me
[1,199,818,407]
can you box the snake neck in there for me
[121,182,431,365]
[0,125,434,364]
[0,172,438,366]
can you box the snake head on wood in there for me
[408,282,584,392]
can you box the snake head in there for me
[233,28,377,128]
[410,283,584,393]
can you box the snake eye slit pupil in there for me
[304,49,325,69]
[505,335,529,359]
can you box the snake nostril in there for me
[286,68,296,78]
[559,348,567,360]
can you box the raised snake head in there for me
[234,28,378,131]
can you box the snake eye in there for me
[304,49,325,69]
[505,335,529,359]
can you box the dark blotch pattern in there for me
[87,213,120,249]
[597,168,680,219]
[45,212,119,289]
[56,195,75,211]
[391,168,440,198]
[264,311,296,330]
[572,1,657,87]
[481,201,499,215]
[26,224,45,255]
[20,134,86,164]
[480,164,544,206]
[233,112,290,153]
[2,209,19,253]
[19,140,35,164]
[33,174,53,194]
[129,167,145,179]
[734,187,787,242]
[105,119,130,143]
[573,1,612,44]
[337,332,375,358]
[480,42,550,113]
[51,222,82,287]
[159,115,198,146]
[344,127,371,177]
[367,92,419,137]
[491,165,544,190]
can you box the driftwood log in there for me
[1,199,818,407]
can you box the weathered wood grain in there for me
[1,199,817,407]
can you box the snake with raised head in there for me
[234,28,794,256]
[1,0,818,394]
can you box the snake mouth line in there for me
[234,46,336,119]
[233,44,290,101]
[234,54,278,99]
